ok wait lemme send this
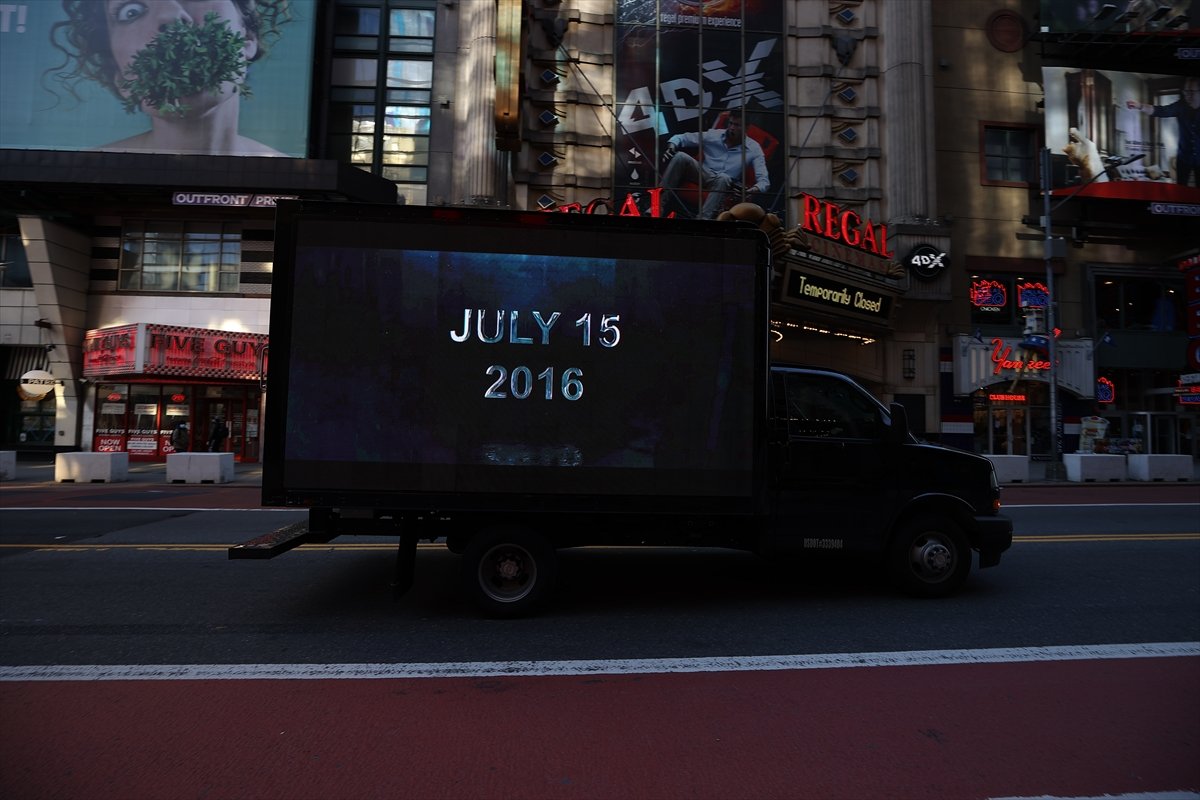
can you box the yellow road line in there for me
[1014,533,1200,542]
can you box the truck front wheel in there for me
[887,515,971,598]
[463,529,556,618]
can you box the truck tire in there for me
[887,515,971,598]
[463,529,556,618]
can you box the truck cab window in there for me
[782,373,882,440]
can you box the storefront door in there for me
[198,398,244,459]
[990,408,1028,455]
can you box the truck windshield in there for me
[775,372,886,440]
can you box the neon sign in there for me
[1017,281,1049,307]
[799,193,893,257]
[991,338,1049,375]
[989,393,1027,402]
[971,279,1007,308]
[547,188,675,218]
[1097,377,1115,404]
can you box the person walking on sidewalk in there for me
[209,417,229,452]
[170,421,189,452]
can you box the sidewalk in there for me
[1,454,262,488]
[1013,456,1200,485]
[2,453,1196,489]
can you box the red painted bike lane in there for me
[3,656,1197,800]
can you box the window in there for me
[981,124,1036,186]
[1094,275,1184,332]
[120,221,241,293]
[328,1,436,205]
[0,218,32,287]
[779,373,882,440]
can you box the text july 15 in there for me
[449,309,622,400]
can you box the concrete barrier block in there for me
[1127,454,1192,482]
[0,451,15,481]
[984,455,1030,483]
[167,452,234,484]
[55,452,129,483]
[1063,453,1126,483]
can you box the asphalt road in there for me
[1,492,1197,799]
[0,501,1198,662]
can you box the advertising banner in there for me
[1043,67,1200,204]
[613,1,786,221]
[617,0,783,30]
[83,323,267,379]
[1039,1,1198,34]
[0,0,315,157]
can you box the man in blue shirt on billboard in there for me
[1127,76,1200,188]
[660,115,770,219]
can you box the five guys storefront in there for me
[82,323,266,462]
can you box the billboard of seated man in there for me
[659,115,770,220]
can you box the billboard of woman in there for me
[0,0,315,157]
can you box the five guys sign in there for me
[83,323,267,380]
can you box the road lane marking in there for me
[1,642,1196,682]
[1013,533,1200,542]
[1004,502,1200,509]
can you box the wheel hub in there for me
[916,540,952,576]
[496,556,521,580]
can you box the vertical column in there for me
[879,0,935,221]
[453,0,510,204]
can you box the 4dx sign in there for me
[905,244,948,281]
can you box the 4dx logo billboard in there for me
[613,2,786,222]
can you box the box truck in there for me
[231,202,1012,616]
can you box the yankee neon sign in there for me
[991,338,1049,375]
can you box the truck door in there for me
[768,370,898,555]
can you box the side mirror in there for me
[887,402,910,446]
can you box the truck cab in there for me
[768,365,1010,596]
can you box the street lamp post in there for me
[1040,146,1143,480]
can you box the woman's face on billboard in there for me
[103,0,258,114]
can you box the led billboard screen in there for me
[612,1,787,222]
[266,206,768,508]
[1044,67,1200,203]
[1039,1,1198,34]
[0,0,315,157]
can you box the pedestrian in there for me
[209,417,229,452]
[170,420,189,452]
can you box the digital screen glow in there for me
[0,0,315,157]
[272,211,766,504]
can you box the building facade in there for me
[1,0,1195,465]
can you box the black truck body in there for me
[233,202,1012,615]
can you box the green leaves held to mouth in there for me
[118,12,251,117]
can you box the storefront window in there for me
[18,396,56,443]
[971,383,1050,456]
[163,386,191,454]
[95,384,129,451]
[128,385,161,457]
[1094,275,1184,332]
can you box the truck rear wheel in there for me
[463,529,556,618]
[888,515,971,598]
